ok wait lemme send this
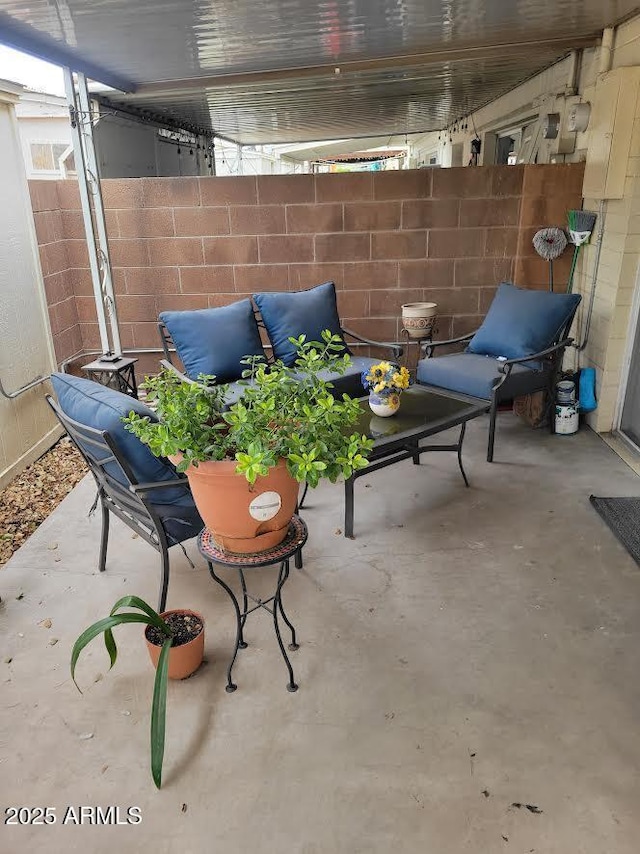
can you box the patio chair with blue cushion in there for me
[46,373,203,612]
[158,281,401,401]
[416,283,581,462]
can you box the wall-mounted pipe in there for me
[0,373,49,400]
[599,27,614,75]
[59,346,173,374]
[566,50,579,95]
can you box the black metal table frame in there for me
[344,405,488,539]
[199,519,307,693]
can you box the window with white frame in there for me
[30,142,74,173]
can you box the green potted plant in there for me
[71,595,204,789]
[123,331,373,553]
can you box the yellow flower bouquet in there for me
[361,362,410,417]
[361,362,410,395]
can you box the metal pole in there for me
[0,373,48,400]
[63,67,110,354]
[76,72,122,356]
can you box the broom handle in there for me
[567,245,580,294]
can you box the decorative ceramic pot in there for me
[369,391,401,417]
[401,302,437,339]
[145,609,205,680]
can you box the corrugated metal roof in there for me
[1,1,638,143]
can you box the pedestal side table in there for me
[198,515,308,693]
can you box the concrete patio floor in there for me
[1,413,640,854]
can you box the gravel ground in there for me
[0,437,87,568]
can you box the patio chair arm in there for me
[497,338,574,373]
[130,477,189,495]
[159,359,199,385]
[423,332,476,358]
[341,326,403,360]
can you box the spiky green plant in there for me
[71,595,176,789]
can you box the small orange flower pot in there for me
[145,609,204,680]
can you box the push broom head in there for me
[567,209,597,246]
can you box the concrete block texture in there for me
[28,164,585,368]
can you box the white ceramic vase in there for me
[401,302,437,339]
[369,391,401,417]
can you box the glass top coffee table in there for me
[343,385,489,538]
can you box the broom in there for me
[566,209,598,293]
[532,227,567,291]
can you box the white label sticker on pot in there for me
[249,491,282,521]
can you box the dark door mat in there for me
[589,495,640,565]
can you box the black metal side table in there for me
[81,356,138,398]
[198,515,308,693]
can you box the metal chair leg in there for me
[345,476,355,539]
[98,499,110,573]
[298,482,309,510]
[487,398,498,462]
[158,545,170,614]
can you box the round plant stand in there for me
[400,328,434,378]
[198,515,308,693]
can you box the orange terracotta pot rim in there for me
[171,453,291,476]
[144,608,205,647]
[187,457,290,475]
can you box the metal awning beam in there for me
[135,33,598,95]
[0,12,136,93]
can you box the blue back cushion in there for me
[254,281,347,367]
[51,373,188,504]
[160,300,265,382]
[468,283,581,359]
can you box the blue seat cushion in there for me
[254,281,348,367]
[416,353,543,400]
[160,300,265,382]
[467,283,581,359]
[51,373,190,505]
[152,496,203,544]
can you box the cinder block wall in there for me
[29,181,82,365]
[29,164,585,369]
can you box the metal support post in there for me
[63,67,122,357]
[210,137,216,176]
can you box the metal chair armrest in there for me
[130,478,189,495]
[341,326,403,359]
[423,332,476,358]
[159,359,199,385]
[497,338,573,372]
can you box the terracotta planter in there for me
[185,458,299,553]
[145,609,205,680]
[401,302,437,339]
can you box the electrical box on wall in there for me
[583,67,640,199]
[567,102,591,133]
[540,99,577,158]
